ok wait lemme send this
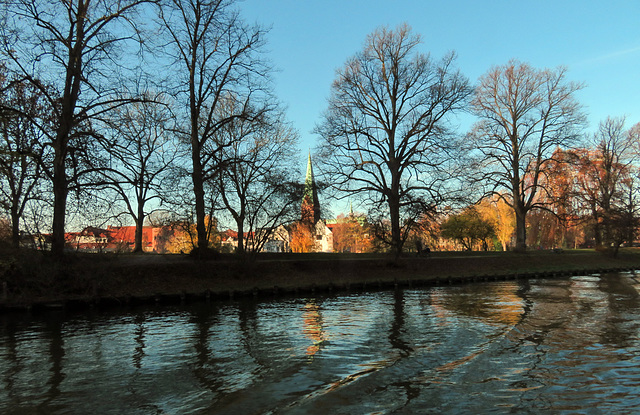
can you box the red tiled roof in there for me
[222,229,238,240]
[108,226,154,246]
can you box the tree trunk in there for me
[592,211,603,248]
[388,194,402,258]
[50,3,84,257]
[593,223,603,248]
[514,204,527,252]
[192,152,208,253]
[236,219,244,254]
[627,219,635,248]
[133,201,145,253]
[51,148,67,256]
[10,208,20,249]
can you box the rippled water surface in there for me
[3,273,640,414]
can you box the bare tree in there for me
[99,95,180,252]
[158,0,271,255]
[214,108,300,254]
[630,122,640,146]
[0,71,51,247]
[469,60,585,251]
[0,0,154,255]
[316,24,472,257]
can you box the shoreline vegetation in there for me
[2,249,640,313]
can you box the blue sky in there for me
[239,0,640,160]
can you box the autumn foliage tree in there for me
[289,221,315,253]
[410,214,442,252]
[331,213,373,253]
[440,207,495,251]
[476,195,515,251]
[573,117,637,252]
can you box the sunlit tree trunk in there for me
[514,204,527,252]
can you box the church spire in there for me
[301,152,321,224]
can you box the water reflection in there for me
[302,301,326,358]
[2,274,640,413]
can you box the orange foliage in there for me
[331,214,373,253]
[476,195,515,251]
[290,221,315,253]
[153,216,221,254]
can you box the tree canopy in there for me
[468,60,586,251]
[316,24,472,256]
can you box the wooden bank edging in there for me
[1,265,638,314]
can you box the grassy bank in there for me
[3,248,640,311]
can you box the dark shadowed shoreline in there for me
[2,249,640,312]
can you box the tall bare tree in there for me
[159,0,271,255]
[469,60,585,251]
[99,95,179,252]
[316,24,472,256]
[214,108,300,254]
[0,70,51,247]
[1,0,154,255]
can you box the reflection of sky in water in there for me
[2,275,640,413]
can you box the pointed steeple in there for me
[301,152,321,224]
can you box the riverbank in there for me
[2,249,640,312]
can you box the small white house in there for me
[261,225,290,253]
[314,220,334,253]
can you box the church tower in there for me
[301,152,321,225]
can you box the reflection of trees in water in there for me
[3,275,640,413]
[388,289,421,406]
[207,298,332,413]
[237,299,303,365]
[0,316,66,411]
[430,282,525,327]
[303,300,327,358]
[1,321,20,406]
[389,289,411,355]
[132,314,145,370]
[508,275,639,350]
[25,313,66,412]
[189,304,227,395]
[596,273,640,348]
[237,298,276,370]
[495,274,640,412]
[43,315,65,406]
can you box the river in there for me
[2,272,640,414]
